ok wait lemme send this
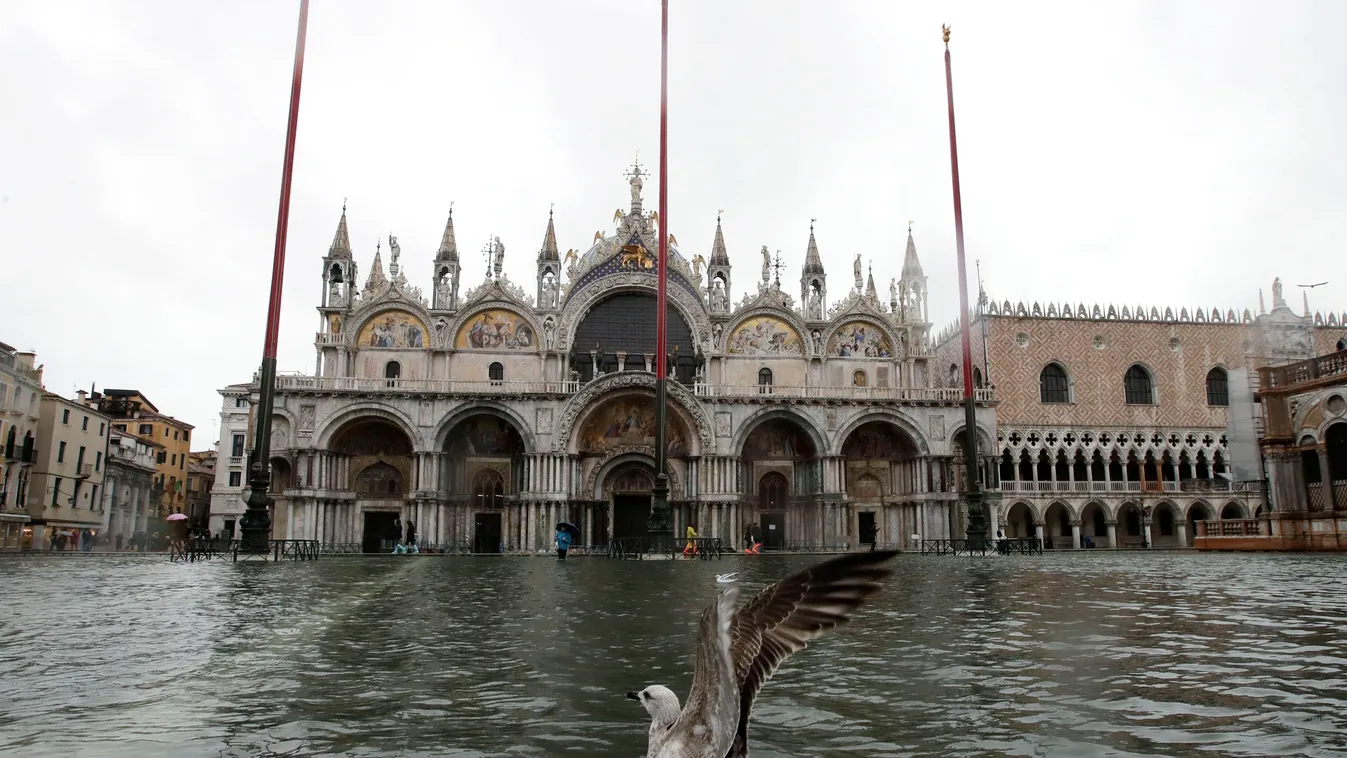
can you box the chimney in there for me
[76,390,88,405]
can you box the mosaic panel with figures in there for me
[726,315,803,355]
[936,316,1248,428]
[455,309,536,350]
[827,320,894,358]
[357,310,428,349]
[577,396,688,456]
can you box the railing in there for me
[758,539,856,553]
[920,538,1043,556]
[273,374,995,403]
[1262,348,1347,389]
[1197,519,1263,537]
[169,538,320,562]
[1000,478,1239,494]
[608,536,726,560]
[277,376,581,395]
[696,385,996,403]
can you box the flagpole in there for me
[943,24,988,548]
[241,0,310,554]
[649,0,673,539]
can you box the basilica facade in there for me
[208,164,996,552]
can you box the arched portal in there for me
[1187,501,1213,540]
[1152,501,1182,547]
[840,420,923,548]
[742,416,819,549]
[328,417,416,553]
[1080,501,1108,546]
[1118,502,1145,547]
[1043,501,1072,549]
[1004,502,1035,539]
[441,412,527,555]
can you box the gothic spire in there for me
[538,205,560,262]
[364,239,387,291]
[709,211,729,266]
[865,262,878,300]
[328,201,352,259]
[436,205,458,261]
[901,224,924,279]
[802,218,823,275]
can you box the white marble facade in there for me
[209,164,996,552]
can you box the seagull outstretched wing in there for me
[726,550,899,757]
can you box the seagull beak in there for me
[626,691,640,701]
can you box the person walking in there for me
[683,523,698,557]
[406,519,419,554]
[555,525,572,560]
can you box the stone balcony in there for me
[275,373,996,404]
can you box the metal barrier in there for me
[169,538,321,562]
[608,536,726,560]
[919,538,1043,556]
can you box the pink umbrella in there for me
[166,513,188,521]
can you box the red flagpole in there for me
[241,0,310,552]
[650,0,672,534]
[943,24,988,545]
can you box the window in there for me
[488,362,504,382]
[76,446,85,471]
[0,383,7,409]
[228,471,242,487]
[235,397,248,408]
[1040,363,1070,403]
[1338,338,1346,352]
[174,430,179,440]
[1124,364,1154,405]
[183,431,189,444]
[231,434,245,457]
[116,424,127,432]
[139,423,153,435]
[474,470,505,508]
[98,423,104,436]
[385,361,401,385]
[757,368,773,394]
[95,451,102,472]
[758,471,789,510]
[853,369,868,387]
[82,416,89,431]
[1206,367,1229,406]
[58,441,66,463]
[90,485,99,511]
[51,477,60,506]
[62,409,70,424]
[157,451,167,464]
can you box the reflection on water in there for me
[2,553,1346,757]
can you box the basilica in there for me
[208,161,996,552]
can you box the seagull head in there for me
[627,685,681,727]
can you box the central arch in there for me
[327,415,417,553]
[569,290,698,383]
[740,411,821,549]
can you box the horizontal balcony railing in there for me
[277,376,582,395]
[275,374,995,402]
[697,384,995,403]
[1261,348,1347,389]
[1001,478,1240,494]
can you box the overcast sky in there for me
[3,0,1345,447]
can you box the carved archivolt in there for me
[583,449,685,500]
[821,315,903,360]
[342,296,436,350]
[551,372,713,453]
[556,277,712,354]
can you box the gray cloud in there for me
[3,0,1344,438]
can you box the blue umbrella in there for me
[556,522,581,539]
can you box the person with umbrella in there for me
[555,522,578,559]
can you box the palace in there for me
[933,282,1347,549]
[208,163,995,552]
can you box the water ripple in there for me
[1,553,1346,756]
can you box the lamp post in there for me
[240,0,310,554]
[942,25,988,549]
[648,0,673,539]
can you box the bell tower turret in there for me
[707,211,732,316]
[432,205,459,310]
[536,205,561,311]
[800,219,826,321]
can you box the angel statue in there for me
[691,254,706,282]
[853,253,863,290]
[889,278,898,304]
[564,248,578,267]
[493,236,505,277]
[388,234,401,272]
[761,245,771,283]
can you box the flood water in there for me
[2,552,1346,757]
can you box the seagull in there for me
[627,550,900,758]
